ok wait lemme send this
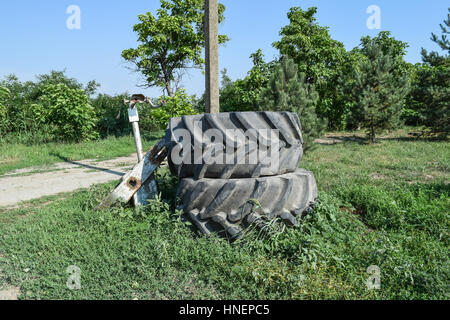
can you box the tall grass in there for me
[0,131,164,175]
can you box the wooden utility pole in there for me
[204,0,220,113]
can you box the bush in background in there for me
[92,93,131,137]
[0,71,100,143]
[0,86,10,131]
[36,83,99,141]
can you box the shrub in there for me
[0,71,100,143]
[92,93,131,137]
[0,86,10,131]
[37,83,99,141]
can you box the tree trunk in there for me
[371,126,376,144]
[161,64,174,97]
[165,83,174,97]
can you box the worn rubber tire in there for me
[166,111,303,179]
[177,169,318,239]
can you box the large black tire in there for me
[177,169,317,239]
[166,112,303,180]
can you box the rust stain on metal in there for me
[151,148,168,165]
[148,141,168,165]
[97,137,169,210]
[126,178,142,190]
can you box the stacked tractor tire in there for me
[165,111,318,239]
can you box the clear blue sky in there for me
[0,0,448,98]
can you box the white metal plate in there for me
[128,108,139,122]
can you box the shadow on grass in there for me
[378,136,448,143]
[50,152,125,177]
[316,133,446,145]
[323,135,368,145]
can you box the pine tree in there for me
[431,8,450,53]
[349,40,410,143]
[410,8,450,137]
[260,57,326,152]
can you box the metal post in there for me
[205,0,220,114]
[126,95,158,206]
[131,121,144,162]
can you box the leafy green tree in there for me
[260,57,326,152]
[273,6,347,128]
[148,88,197,130]
[347,41,410,143]
[30,70,100,99]
[220,49,275,112]
[409,9,449,137]
[37,83,99,141]
[122,0,229,97]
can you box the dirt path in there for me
[0,154,140,208]
[0,284,20,300]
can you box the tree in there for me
[348,40,410,143]
[345,31,411,129]
[260,57,326,152]
[147,88,197,129]
[30,70,100,98]
[408,8,449,137]
[431,8,450,52]
[357,32,409,75]
[273,6,348,128]
[220,49,275,112]
[122,0,229,97]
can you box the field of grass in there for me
[0,129,448,299]
[0,132,164,176]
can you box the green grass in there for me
[0,129,448,300]
[0,132,164,176]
